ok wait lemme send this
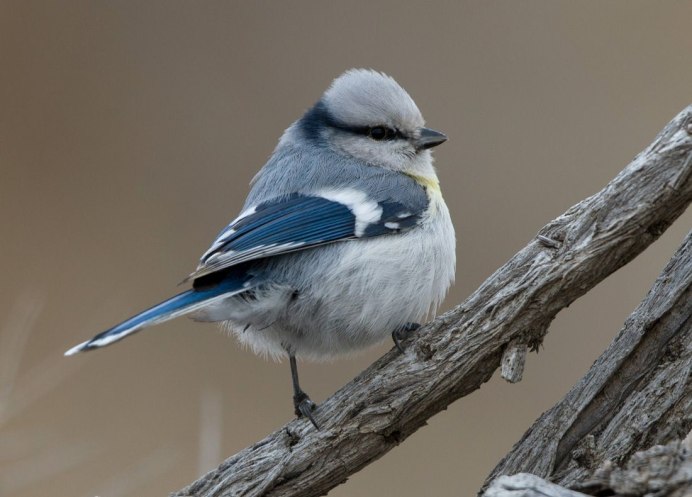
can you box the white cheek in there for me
[330,134,417,172]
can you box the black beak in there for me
[413,127,448,150]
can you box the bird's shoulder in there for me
[245,141,429,211]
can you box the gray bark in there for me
[172,107,692,497]
[482,230,691,495]
[485,474,593,497]
[484,432,692,497]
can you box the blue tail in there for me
[65,278,244,356]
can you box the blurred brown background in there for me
[1,2,690,496]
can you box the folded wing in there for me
[188,188,425,282]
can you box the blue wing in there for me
[188,190,425,281]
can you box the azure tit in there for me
[66,69,456,429]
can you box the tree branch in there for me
[484,431,692,497]
[482,229,691,495]
[172,106,692,497]
[485,473,594,497]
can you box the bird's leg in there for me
[289,354,319,429]
[392,322,421,353]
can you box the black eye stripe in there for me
[332,123,406,141]
[299,102,409,144]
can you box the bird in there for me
[65,69,456,429]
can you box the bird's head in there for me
[294,69,447,175]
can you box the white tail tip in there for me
[64,341,88,356]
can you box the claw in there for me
[294,392,319,429]
[392,330,406,353]
[392,322,421,353]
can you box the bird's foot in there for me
[293,391,319,429]
[392,322,421,353]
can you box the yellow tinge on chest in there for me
[405,173,444,212]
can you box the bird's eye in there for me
[368,126,390,141]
